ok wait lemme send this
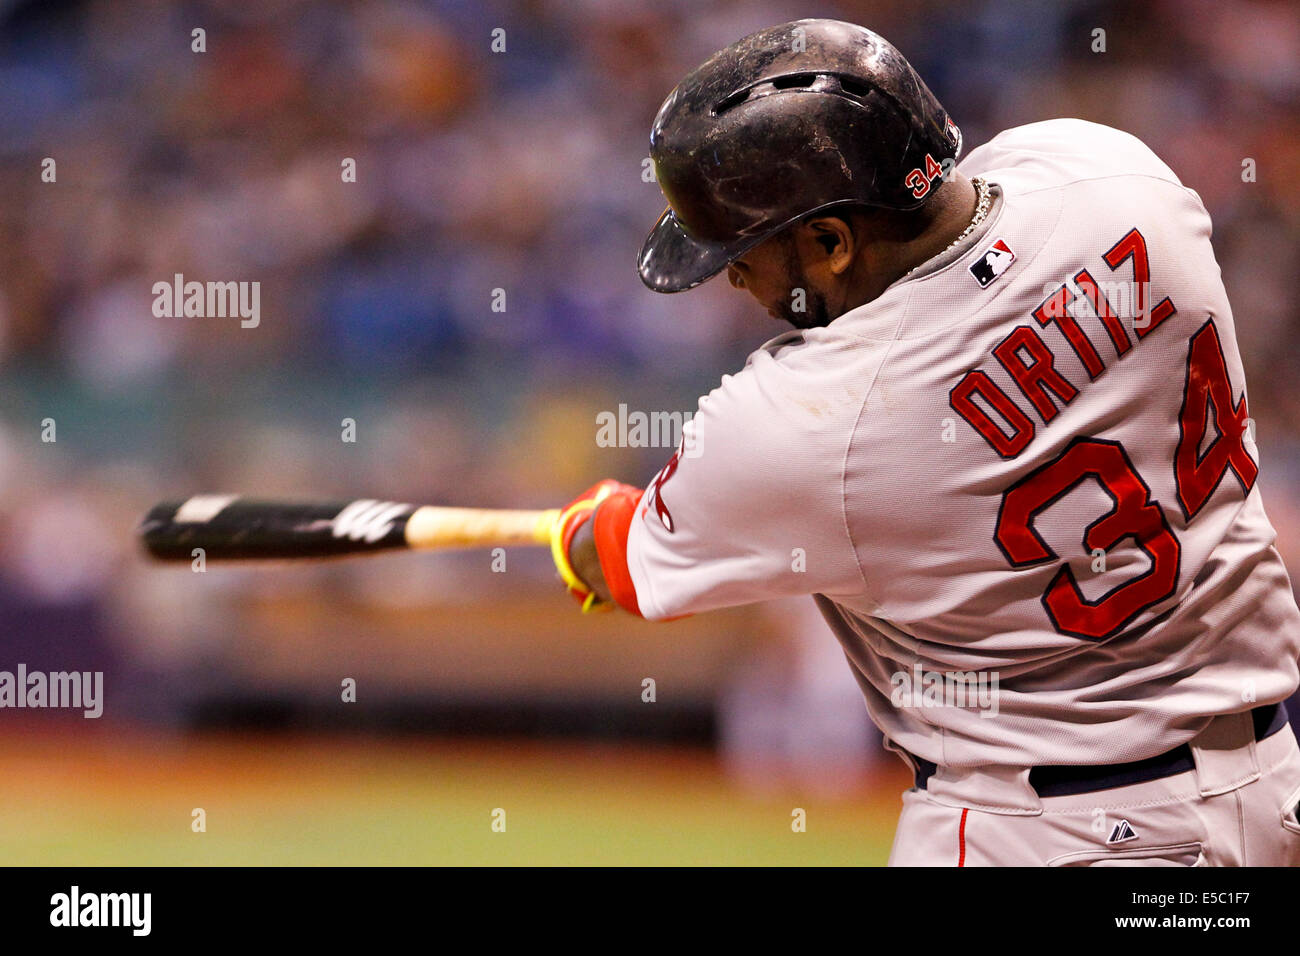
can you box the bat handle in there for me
[531,508,562,544]
[403,506,562,550]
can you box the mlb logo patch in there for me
[970,238,1015,288]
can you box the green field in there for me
[0,731,904,865]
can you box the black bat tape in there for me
[139,498,415,561]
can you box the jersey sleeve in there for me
[624,339,867,621]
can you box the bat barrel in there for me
[139,497,415,561]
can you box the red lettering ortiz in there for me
[949,370,1035,459]
[949,228,1179,458]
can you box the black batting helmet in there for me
[638,19,962,293]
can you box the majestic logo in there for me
[331,500,411,543]
[970,238,1015,288]
[1107,820,1139,845]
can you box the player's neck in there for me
[841,174,979,311]
[907,173,980,273]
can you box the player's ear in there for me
[804,216,856,275]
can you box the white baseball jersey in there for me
[625,119,1300,768]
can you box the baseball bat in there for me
[139,495,560,562]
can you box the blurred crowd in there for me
[0,0,1298,750]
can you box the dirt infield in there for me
[0,728,906,865]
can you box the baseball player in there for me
[550,19,1300,866]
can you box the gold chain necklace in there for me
[905,176,991,277]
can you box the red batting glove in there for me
[549,479,642,612]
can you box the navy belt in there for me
[912,702,1288,798]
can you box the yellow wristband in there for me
[549,500,597,595]
[549,485,617,612]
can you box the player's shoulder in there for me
[745,326,888,393]
[960,118,1185,193]
[687,327,879,454]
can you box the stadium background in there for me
[1,0,1298,864]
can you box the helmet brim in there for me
[638,207,760,294]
